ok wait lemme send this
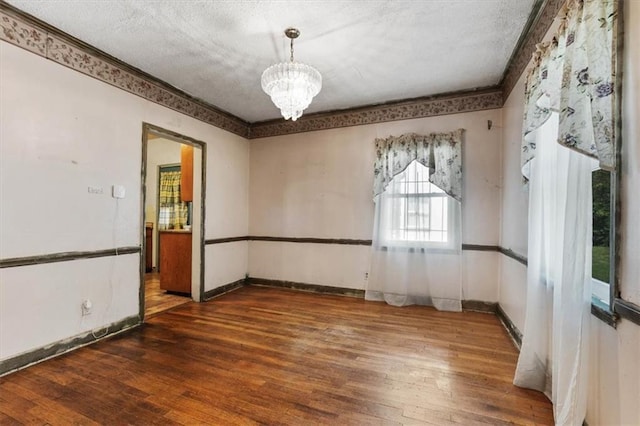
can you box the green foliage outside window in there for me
[592,169,611,283]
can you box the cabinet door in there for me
[180,145,193,202]
[159,232,192,294]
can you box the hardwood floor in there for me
[144,272,191,318]
[0,286,553,425]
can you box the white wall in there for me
[203,117,250,292]
[498,1,640,423]
[249,109,502,301]
[144,138,182,268]
[0,256,140,358]
[499,71,529,331]
[0,41,249,361]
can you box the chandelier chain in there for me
[290,37,294,62]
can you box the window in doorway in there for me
[158,166,188,230]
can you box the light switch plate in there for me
[112,185,125,199]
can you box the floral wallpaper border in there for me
[501,0,566,102]
[249,92,501,139]
[0,7,250,138]
[1,1,560,140]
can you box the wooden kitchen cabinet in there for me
[180,144,193,202]
[159,230,192,294]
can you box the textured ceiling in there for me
[7,0,536,123]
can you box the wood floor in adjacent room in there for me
[0,286,553,425]
[144,272,191,318]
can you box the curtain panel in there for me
[367,130,464,312]
[515,114,596,425]
[158,170,188,230]
[522,0,618,178]
[159,171,183,205]
[515,1,619,424]
[373,129,463,201]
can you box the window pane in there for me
[431,197,444,231]
[592,169,611,283]
[391,198,404,230]
[429,231,446,242]
[382,160,453,245]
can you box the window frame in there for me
[590,0,637,328]
[591,169,619,328]
[378,162,459,252]
[608,0,640,327]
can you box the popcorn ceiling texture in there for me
[5,0,535,123]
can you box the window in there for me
[591,168,612,308]
[157,165,188,230]
[379,161,456,249]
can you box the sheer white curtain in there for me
[366,132,463,311]
[516,114,597,425]
[514,2,618,424]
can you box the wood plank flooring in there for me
[144,272,191,318]
[0,286,554,425]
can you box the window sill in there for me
[375,245,459,254]
[591,298,618,329]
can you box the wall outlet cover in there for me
[112,185,125,199]
[81,299,92,316]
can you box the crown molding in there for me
[248,89,503,139]
[501,0,566,101]
[0,2,250,138]
[1,0,560,139]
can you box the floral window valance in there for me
[373,129,463,201]
[522,0,618,178]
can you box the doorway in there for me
[140,124,206,319]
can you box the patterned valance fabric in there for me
[373,129,463,201]
[159,171,182,205]
[522,0,618,178]
[158,170,188,230]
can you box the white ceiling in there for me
[7,0,536,123]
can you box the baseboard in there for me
[0,314,140,376]
[247,277,509,316]
[202,279,247,301]
[496,304,522,349]
[247,277,365,298]
[462,300,498,313]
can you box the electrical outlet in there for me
[364,272,369,280]
[81,299,92,316]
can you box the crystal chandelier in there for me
[261,28,322,121]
